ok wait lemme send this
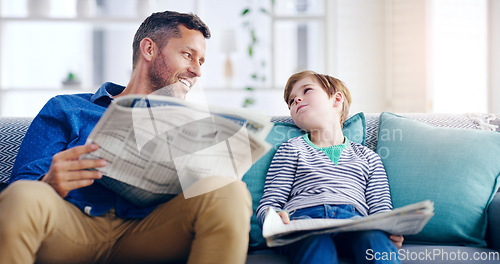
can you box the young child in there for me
[256,71,403,264]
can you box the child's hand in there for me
[389,235,404,248]
[277,210,290,224]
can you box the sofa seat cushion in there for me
[376,112,500,246]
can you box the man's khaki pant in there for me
[0,179,252,264]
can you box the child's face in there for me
[287,76,335,131]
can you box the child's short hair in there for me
[284,70,352,126]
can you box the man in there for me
[0,11,252,264]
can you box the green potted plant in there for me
[240,0,273,107]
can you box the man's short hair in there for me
[132,10,211,68]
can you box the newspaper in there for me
[263,200,434,247]
[81,94,273,206]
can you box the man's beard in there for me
[148,52,186,99]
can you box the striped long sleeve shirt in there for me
[256,135,393,226]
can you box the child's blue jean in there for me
[277,204,401,264]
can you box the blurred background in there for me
[0,0,499,117]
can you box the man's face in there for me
[149,25,206,99]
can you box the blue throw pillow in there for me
[376,112,500,246]
[242,112,366,248]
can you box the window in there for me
[272,0,326,88]
[430,0,487,113]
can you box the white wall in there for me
[327,0,490,114]
[329,0,387,114]
[389,0,429,112]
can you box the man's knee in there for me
[1,181,56,204]
[213,180,252,217]
[0,181,60,224]
[198,180,252,233]
[0,182,52,236]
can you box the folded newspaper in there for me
[263,200,434,247]
[81,94,273,207]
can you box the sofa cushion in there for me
[376,112,500,246]
[243,112,366,248]
[0,118,32,184]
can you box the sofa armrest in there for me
[487,191,500,249]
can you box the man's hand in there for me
[41,143,107,198]
[390,235,404,248]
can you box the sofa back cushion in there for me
[376,112,500,246]
[363,113,490,152]
[0,118,32,184]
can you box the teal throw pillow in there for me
[242,112,366,248]
[376,112,500,246]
